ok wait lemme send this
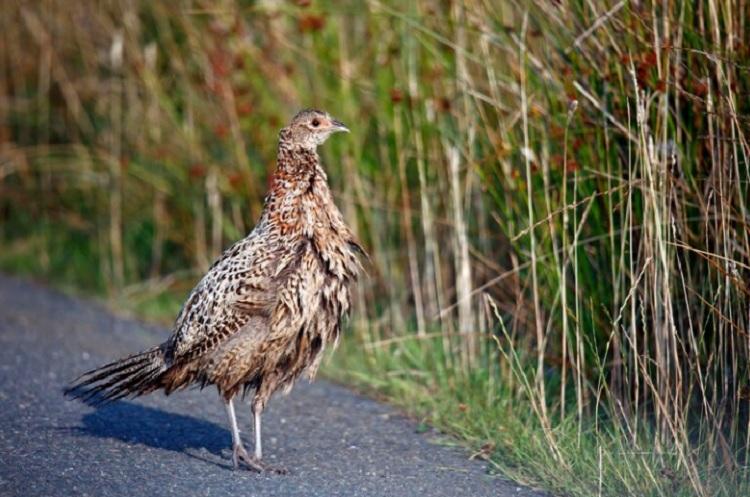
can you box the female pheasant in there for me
[65,109,364,473]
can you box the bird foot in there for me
[258,460,288,475]
[231,445,287,474]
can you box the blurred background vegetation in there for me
[1,0,749,495]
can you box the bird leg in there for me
[251,398,288,474]
[223,397,264,472]
[252,400,263,459]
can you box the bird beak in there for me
[330,119,349,133]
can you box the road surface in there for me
[0,274,546,497]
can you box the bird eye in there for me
[311,118,320,127]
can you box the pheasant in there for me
[65,109,364,473]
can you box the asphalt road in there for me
[0,274,547,497]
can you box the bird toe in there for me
[232,444,263,472]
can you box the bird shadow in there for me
[62,402,234,469]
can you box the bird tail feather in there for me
[64,346,167,406]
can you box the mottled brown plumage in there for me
[65,109,363,472]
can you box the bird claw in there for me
[232,445,287,474]
[232,444,262,472]
[261,462,289,475]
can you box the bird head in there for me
[281,109,349,150]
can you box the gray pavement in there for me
[0,274,547,497]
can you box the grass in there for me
[330,317,749,496]
[1,1,749,495]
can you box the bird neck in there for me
[275,137,320,179]
[259,138,332,234]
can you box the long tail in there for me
[64,345,168,406]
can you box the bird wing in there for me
[166,232,298,364]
